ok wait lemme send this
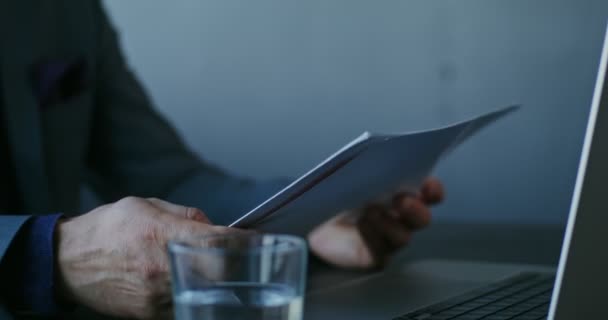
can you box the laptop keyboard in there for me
[393,272,555,320]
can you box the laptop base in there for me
[305,259,554,320]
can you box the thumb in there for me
[146,198,211,223]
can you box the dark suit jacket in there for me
[0,1,286,317]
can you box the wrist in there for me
[54,217,76,305]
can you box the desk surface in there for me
[308,221,565,290]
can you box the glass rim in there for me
[167,233,307,256]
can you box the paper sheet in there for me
[230,105,520,236]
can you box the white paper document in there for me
[230,105,519,236]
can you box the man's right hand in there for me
[55,197,236,319]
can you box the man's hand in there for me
[55,197,237,320]
[308,178,444,269]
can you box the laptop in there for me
[304,26,608,320]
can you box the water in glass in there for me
[174,282,303,320]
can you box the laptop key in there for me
[393,273,553,320]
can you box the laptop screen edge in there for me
[547,22,608,320]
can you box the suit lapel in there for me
[0,1,52,213]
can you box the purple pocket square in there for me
[29,57,88,109]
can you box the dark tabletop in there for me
[308,221,565,290]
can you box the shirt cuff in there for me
[1,214,64,315]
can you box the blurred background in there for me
[103,0,608,226]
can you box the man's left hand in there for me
[308,177,444,269]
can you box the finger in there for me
[307,212,370,268]
[392,195,432,230]
[358,217,390,267]
[147,198,211,223]
[358,204,410,267]
[172,222,251,242]
[420,177,444,205]
[168,224,254,282]
[368,206,412,249]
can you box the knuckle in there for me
[185,207,201,220]
[119,196,141,204]
[114,196,145,211]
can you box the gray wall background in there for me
[103,0,608,225]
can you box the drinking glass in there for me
[168,233,308,320]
